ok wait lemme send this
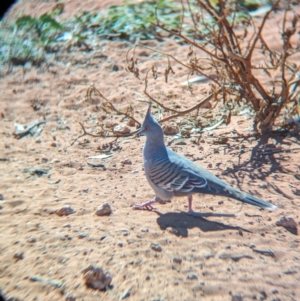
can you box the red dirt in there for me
[0,1,300,301]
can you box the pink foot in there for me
[133,197,156,210]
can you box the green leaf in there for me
[16,16,37,28]
[39,13,63,30]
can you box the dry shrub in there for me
[127,0,300,133]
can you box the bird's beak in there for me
[137,127,145,137]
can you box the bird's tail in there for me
[236,191,277,211]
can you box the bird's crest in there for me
[144,102,158,125]
[146,102,152,115]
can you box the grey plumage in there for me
[134,104,277,211]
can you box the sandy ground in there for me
[1,1,300,301]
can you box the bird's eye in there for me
[144,125,149,131]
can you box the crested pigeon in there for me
[134,104,277,212]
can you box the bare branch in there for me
[246,0,281,60]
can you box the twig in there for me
[71,122,137,146]
[87,162,106,169]
[135,44,220,84]
[86,84,141,126]
[70,122,99,146]
[252,248,275,257]
[29,275,62,288]
[143,68,221,123]
[14,120,47,139]
[201,118,224,132]
[246,0,281,60]
[259,147,300,156]
[244,213,261,217]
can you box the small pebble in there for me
[95,202,112,216]
[65,293,76,301]
[259,291,267,301]
[186,273,198,280]
[218,252,231,260]
[127,119,135,127]
[173,257,182,264]
[13,251,24,260]
[111,64,119,71]
[275,216,297,229]
[56,205,75,216]
[120,290,130,300]
[150,243,162,252]
[140,228,149,232]
[78,233,88,239]
[203,252,214,259]
[231,295,243,301]
[120,228,130,236]
[166,227,179,235]
[113,124,131,135]
[82,265,112,290]
[117,241,124,247]
[0,194,4,201]
[162,123,179,135]
[121,159,132,165]
[27,237,37,243]
[283,269,297,275]
[65,234,72,240]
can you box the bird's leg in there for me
[188,195,193,212]
[133,197,156,210]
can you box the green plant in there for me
[15,13,63,46]
[0,0,186,69]
[94,0,183,39]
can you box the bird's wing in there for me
[166,147,228,195]
[149,157,207,192]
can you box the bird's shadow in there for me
[154,211,250,237]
